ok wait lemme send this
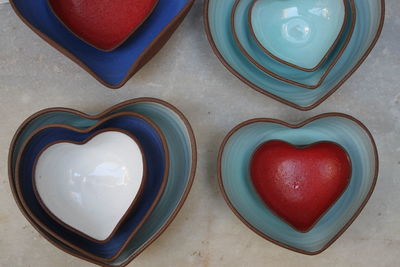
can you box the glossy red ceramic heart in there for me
[250,140,351,232]
[48,0,159,51]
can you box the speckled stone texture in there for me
[0,1,399,266]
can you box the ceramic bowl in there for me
[204,0,385,110]
[10,0,194,88]
[249,0,347,71]
[15,112,169,262]
[34,128,147,243]
[218,113,378,254]
[8,98,197,266]
[231,0,355,89]
[48,0,159,51]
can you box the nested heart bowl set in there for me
[7,0,384,265]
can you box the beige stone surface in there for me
[0,1,399,266]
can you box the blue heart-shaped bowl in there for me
[218,113,378,254]
[16,113,169,262]
[205,0,384,110]
[9,98,197,266]
[10,0,194,88]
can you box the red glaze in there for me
[48,0,159,51]
[250,140,351,232]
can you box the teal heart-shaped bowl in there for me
[231,0,355,89]
[218,113,378,254]
[8,98,197,266]
[205,0,384,110]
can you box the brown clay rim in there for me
[248,0,348,72]
[9,0,195,89]
[204,0,385,110]
[248,139,353,234]
[217,113,379,255]
[231,0,355,89]
[31,127,149,244]
[8,98,197,266]
[47,0,160,52]
[15,111,170,262]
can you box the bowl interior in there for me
[220,116,377,253]
[12,0,191,86]
[34,129,146,242]
[206,0,383,108]
[232,0,355,88]
[17,114,168,260]
[250,0,346,70]
[11,100,195,265]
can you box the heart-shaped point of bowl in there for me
[34,130,146,242]
[250,140,351,232]
[48,0,159,51]
[249,0,346,71]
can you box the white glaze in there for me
[34,131,144,241]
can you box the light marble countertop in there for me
[0,1,399,266]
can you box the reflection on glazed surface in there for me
[35,131,144,241]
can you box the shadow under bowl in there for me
[218,113,378,254]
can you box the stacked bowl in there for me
[204,0,385,110]
[10,0,195,88]
[8,98,197,266]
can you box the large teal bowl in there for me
[218,114,378,254]
[8,98,197,266]
[232,0,355,89]
[205,0,384,110]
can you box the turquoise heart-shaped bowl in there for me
[205,0,384,110]
[218,113,378,254]
[231,0,355,89]
[8,98,197,266]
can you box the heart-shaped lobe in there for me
[250,140,351,232]
[48,0,159,51]
[34,131,145,241]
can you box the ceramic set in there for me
[204,0,385,110]
[10,0,195,88]
[7,0,385,264]
[9,98,197,266]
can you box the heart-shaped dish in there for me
[48,0,159,51]
[33,129,147,243]
[8,98,197,266]
[249,0,347,71]
[231,0,356,89]
[10,0,194,88]
[204,0,385,110]
[218,113,378,254]
[15,112,169,262]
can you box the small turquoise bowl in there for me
[205,0,385,110]
[218,113,378,254]
[10,0,194,88]
[249,0,347,71]
[231,0,355,89]
[8,98,197,266]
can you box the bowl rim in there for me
[204,0,385,110]
[9,0,195,88]
[248,0,348,72]
[8,98,197,266]
[15,111,170,262]
[46,0,160,52]
[217,113,379,255]
[231,0,356,89]
[32,127,149,244]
